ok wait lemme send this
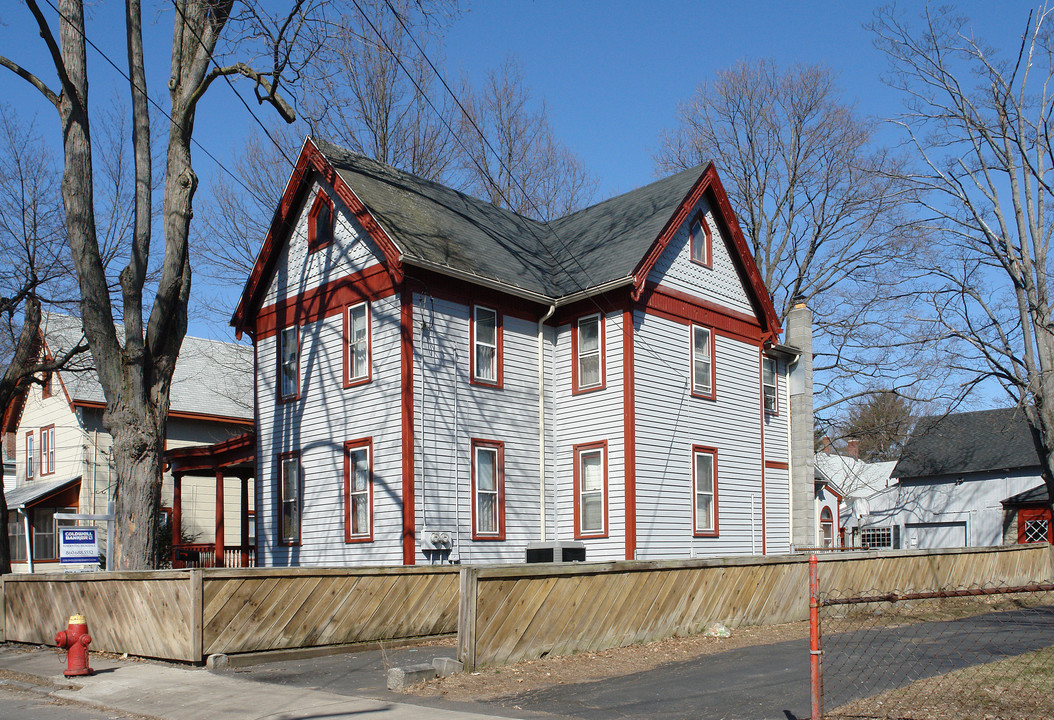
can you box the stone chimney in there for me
[786,298,815,552]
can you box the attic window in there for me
[308,190,334,252]
[689,214,712,267]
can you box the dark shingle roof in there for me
[1002,484,1049,505]
[893,408,1040,480]
[313,139,707,299]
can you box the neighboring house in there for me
[850,408,1048,550]
[815,450,897,548]
[232,137,807,567]
[1,315,255,572]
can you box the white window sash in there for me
[475,446,499,534]
[694,451,715,532]
[280,328,298,398]
[348,448,370,536]
[692,326,712,395]
[474,308,498,382]
[348,304,369,381]
[579,449,605,534]
[281,457,300,542]
[577,315,603,389]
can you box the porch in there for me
[165,431,255,568]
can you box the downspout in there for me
[538,303,556,541]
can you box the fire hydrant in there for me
[55,614,94,677]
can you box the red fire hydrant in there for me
[55,614,94,677]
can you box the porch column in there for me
[240,474,249,568]
[172,472,183,564]
[215,468,225,568]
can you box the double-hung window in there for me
[689,214,711,266]
[472,306,501,386]
[346,302,371,386]
[691,325,714,398]
[279,326,299,400]
[344,439,372,542]
[472,439,504,539]
[574,441,607,538]
[279,453,301,544]
[693,446,717,536]
[574,314,604,392]
[7,514,25,562]
[763,356,778,414]
[25,432,34,480]
[40,425,55,476]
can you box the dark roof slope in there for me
[1002,484,1049,505]
[894,408,1040,480]
[313,139,707,299]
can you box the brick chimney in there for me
[846,438,860,459]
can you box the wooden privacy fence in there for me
[457,544,1054,671]
[1,566,459,662]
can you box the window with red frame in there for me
[472,306,501,386]
[25,432,34,480]
[574,442,607,538]
[346,302,370,385]
[763,356,778,414]
[691,325,714,398]
[40,426,55,476]
[574,314,605,392]
[307,191,334,252]
[344,439,372,542]
[279,453,301,544]
[472,439,504,539]
[689,214,712,266]
[693,446,717,536]
[279,326,299,400]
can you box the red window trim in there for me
[471,438,505,540]
[571,313,606,394]
[469,305,503,388]
[1018,505,1052,544]
[690,324,717,401]
[762,354,779,416]
[25,431,34,480]
[573,440,609,539]
[307,190,335,253]
[278,325,301,403]
[344,437,373,543]
[688,212,713,268]
[692,445,719,537]
[277,451,302,546]
[343,301,373,388]
[40,424,55,477]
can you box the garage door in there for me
[905,522,968,549]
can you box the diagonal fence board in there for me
[2,571,197,661]
[460,544,1054,670]
[200,567,459,656]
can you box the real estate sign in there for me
[59,528,100,565]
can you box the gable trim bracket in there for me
[629,164,782,341]
[231,138,404,339]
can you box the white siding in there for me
[763,356,792,554]
[413,294,542,564]
[647,196,753,316]
[553,310,625,561]
[257,293,404,566]
[14,383,86,490]
[633,310,765,559]
[263,180,385,307]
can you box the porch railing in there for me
[172,543,256,569]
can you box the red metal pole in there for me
[810,553,822,720]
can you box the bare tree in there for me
[655,60,927,417]
[455,58,598,221]
[0,0,322,569]
[0,108,90,574]
[871,4,1054,514]
[840,391,914,463]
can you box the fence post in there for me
[810,554,822,720]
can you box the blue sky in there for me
[0,0,1045,340]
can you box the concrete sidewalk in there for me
[0,646,518,720]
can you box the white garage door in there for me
[906,522,968,549]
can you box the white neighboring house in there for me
[847,408,1048,550]
[231,137,810,567]
[815,450,896,549]
[1,315,254,572]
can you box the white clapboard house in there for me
[231,137,803,566]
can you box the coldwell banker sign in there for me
[59,528,100,565]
